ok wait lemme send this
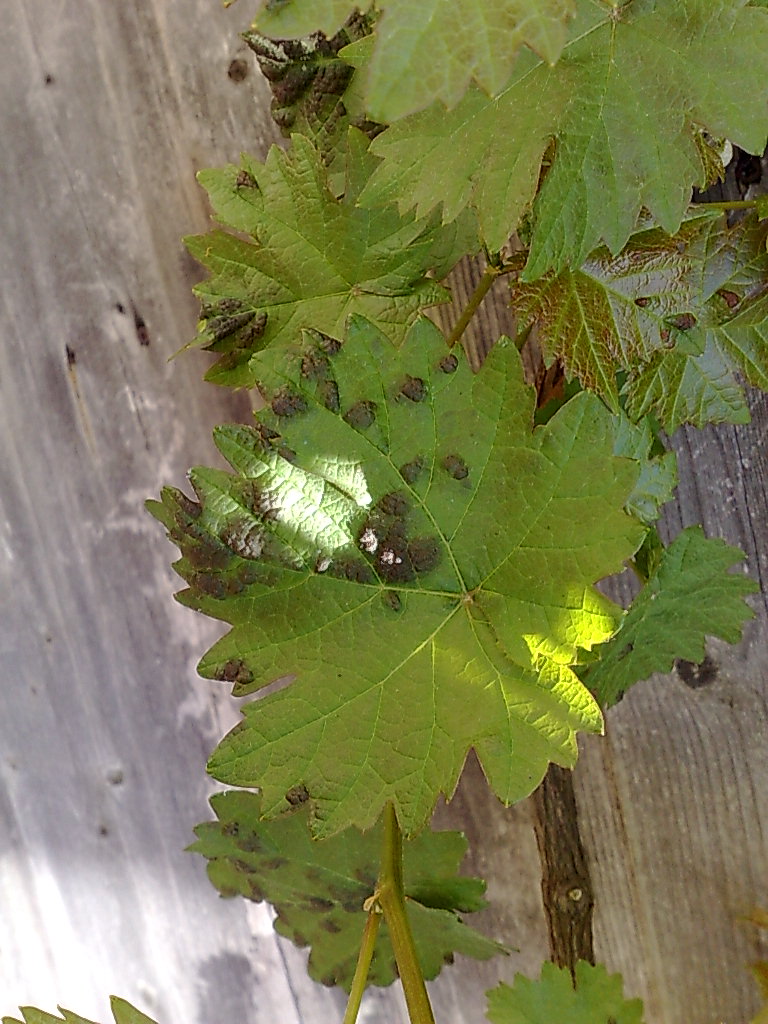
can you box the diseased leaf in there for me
[191,790,504,990]
[583,527,756,708]
[243,12,380,194]
[186,131,476,386]
[361,0,768,273]
[3,1000,156,1024]
[253,0,575,120]
[486,960,645,1024]
[150,315,645,837]
[511,213,768,428]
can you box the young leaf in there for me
[150,315,645,837]
[191,790,504,990]
[361,1,768,273]
[486,960,645,1024]
[185,131,476,387]
[253,1,575,120]
[583,526,756,708]
[511,212,768,427]
[3,999,157,1024]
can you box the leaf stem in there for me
[447,253,528,349]
[377,803,436,1024]
[342,910,382,1024]
[446,264,502,348]
[695,198,766,212]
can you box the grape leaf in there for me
[253,0,575,120]
[190,790,504,990]
[3,999,156,1024]
[149,314,645,837]
[486,960,645,1024]
[185,130,476,387]
[511,212,768,428]
[583,527,756,708]
[361,0,768,274]
[242,12,379,195]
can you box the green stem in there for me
[695,198,765,211]
[377,803,436,1024]
[447,264,500,348]
[342,910,382,1024]
[447,252,528,349]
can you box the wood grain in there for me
[1,2,766,1023]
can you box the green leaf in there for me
[150,315,645,837]
[361,0,768,272]
[511,213,768,429]
[186,131,476,387]
[3,1000,156,1024]
[253,1,575,120]
[190,790,504,990]
[583,527,756,708]
[486,960,645,1024]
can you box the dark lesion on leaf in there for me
[442,453,469,480]
[214,658,255,688]
[382,589,402,612]
[399,456,426,484]
[285,783,310,806]
[328,555,377,584]
[438,353,459,373]
[234,168,258,189]
[399,375,429,402]
[357,490,442,584]
[271,387,309,418]
[667,312,697,331]
[343,399,377,430]
[317,379,340,413]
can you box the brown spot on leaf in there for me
[399,375,428,402]
[377,491,410,518]
[343,399,377,429]
[235,168,258,189]
[271,388,308,418]
[399,457,425,484]
[634,296,650,308]
[300,350,332,381]
[438,353,459,373]
[660,328,672,347]
[717,289,740,309]
[669,312,697,331]
[215,659,255,687]
[442,454,469,480]
[407,537,441,574]
[286,783,309,806]
[382,590,401,612]
[331,557,376,584]
[320,919,343,934]
[318,379,340,413]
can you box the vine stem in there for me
[447,253,527,349]
[695,198,767,212]
[377,803,436,1024]
[342,910,382,1024]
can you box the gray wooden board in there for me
[0,2,766,1022]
